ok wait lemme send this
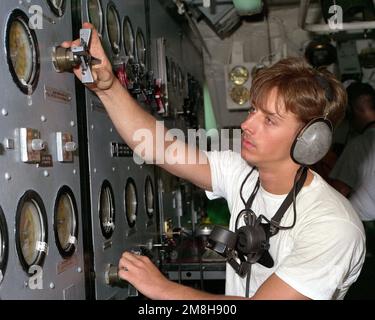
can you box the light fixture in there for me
[232,0,263,16]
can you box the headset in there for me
[207,73,334,297]
[291,74,334,166]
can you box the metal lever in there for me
[52,28,101,83]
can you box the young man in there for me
[63,23,365,300]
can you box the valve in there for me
[52,29,101,83]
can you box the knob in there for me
[104,264,128,288]
[52,28,101,83]
[64,141,77,152]
[31,139,45,151]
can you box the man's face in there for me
[353,95,374,131]
[240,87,303,169]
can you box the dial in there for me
[0,207,9,284]
[16,191,47,273]
[46,0,66,17]
[135,28,146,66]
[229,65,249,86]
[54,186,78,257]
[6,10,40,94]
[99,181,115,238]
[106,2,121,54]
[87,0,103,35]
[145,176,154,218]
[125,178,138,228]
[123,16,134,58]
[230,85,250,105]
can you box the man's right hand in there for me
[60,22,115,93]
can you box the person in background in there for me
[330,82,375,254]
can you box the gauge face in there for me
[145,176,154,218]
[229,65,249,86]
[135,28,146,66]
[230,86,250,105]
[6,10,40,94]
[88,0,103,35]
[54,186,78,257]
[47,0,66,16]
[125,178,138,228]
[16,191,47,273]
[106,2,121,54]
[99,181,115,238]
[123,16,134,57]
[0,207,9,284]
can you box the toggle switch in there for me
[56,132,77,162]
[20,128,45,163]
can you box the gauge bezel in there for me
[230,85,250,105]
[87,0,104,35]
[53,186,79,258]
[98,180,115,239]
[5,9,40,95]
[106,1,121,55]
[125,178,138,228]
[15,190,48,274]
[135,28,146,67]
[0,206,9,285]
[229,65,249,86]
[144,176,155,219]
[46,0,66,17]
[122,16,135,58]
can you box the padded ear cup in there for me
[291,118,333,166]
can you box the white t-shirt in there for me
[330,128,375,221]
[205,150,366,300]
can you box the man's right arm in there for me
[64,22,212,191]
[96,78,212,191]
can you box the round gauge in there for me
[144,176,155,218]
[46,0,66,17]
[6,9,40,95]
[229,65,249,86]
[87,0,104,35]
[123,16,135,58]
[15,190,48,274]
[125,178,138,228]
[106,2,121,55]
[135,28,146,66]
[0,207,9,284]
[230,85,250,105]
[54,186,78,258]
[99,180,115,239]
